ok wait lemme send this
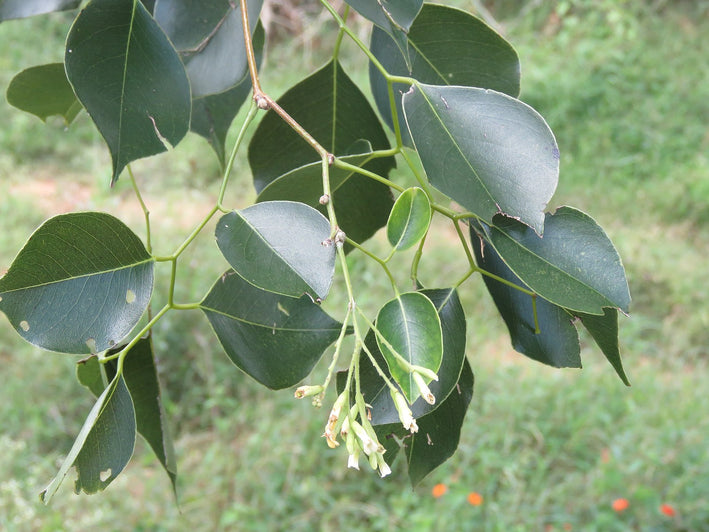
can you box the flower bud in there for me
[322,391,347,448]
[413,371,436,405]
[294,385,323,399]
[376,453,392,478]
[391,389,418,433]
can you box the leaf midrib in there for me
[0,259,153,294]
[490,225,613,313]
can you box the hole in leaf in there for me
[85,338,97,353]
[126,289,136,304]
[19,320,29,331]
[100,468,112,482]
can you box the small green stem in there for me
[127,165,151,253]
[355,308,413,374]
[346,238,399,296]
[218,101,259,210]
[333,159,405,193]
[320,308,352,392]
[104,304,170,368]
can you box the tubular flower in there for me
[413,371,436,405]
[391,388,418,433]
[322,391,347,448]
[351,420,380,456]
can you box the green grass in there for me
[1,2,709,531]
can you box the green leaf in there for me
[216,201,335,300]
[40,374,136,503]
[256,142,394,247]
[190,23,264,167]
[578,308,630,386]
[6,63,82,124]
[345,288,466,424]
[103,337,177,492]
[0,212,153,354]
[256,145,373,204]
[345,0,421,34]
[65,0,191,183]
[370,3,520,146]
[471,226,581,368]
[200,270,343,390]
[403,83,559,234]
[76,355,106,397]
[154,0,263,97]
[375,291,443,402]
[344,0,422,68]
[480,207,631,315]
[0,0,79,20]
[387,187,431,251]
[248,60,394,245]
[405,358,473,486]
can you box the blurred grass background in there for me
[1,1,708,530]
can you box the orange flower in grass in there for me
[660,503,676,517]
[467,492,483,506]
[612,498,629,512]
[431,483,447,498]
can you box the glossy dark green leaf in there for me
[200,271,343,389]
[0,213,153,354]
[6,63,81,124]
[190,23,264,167]
[216,201,335,300]
[387,187,431,250]
[370,4,520,146]
[481,207,631,315]
[256,146,373,205]
[578,308,630,386]
[0,0,79,20]
[375,291,443,402]
[403,83,559,234]
[405,358,473,486]
[65,0,191,182]
[248,60,394,245]
[104,337,177,491]
[40,374,136,503]
[345,288,466,424]
[140,0,155,13]
[471,226,581,368]
[345,0,422,68]
[256,142,393,247]
[155,0,263,97]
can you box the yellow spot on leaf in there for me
[126,289,136,304]
[100,469,112,482]
[19,320,29,332]
[85,338,97,353]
